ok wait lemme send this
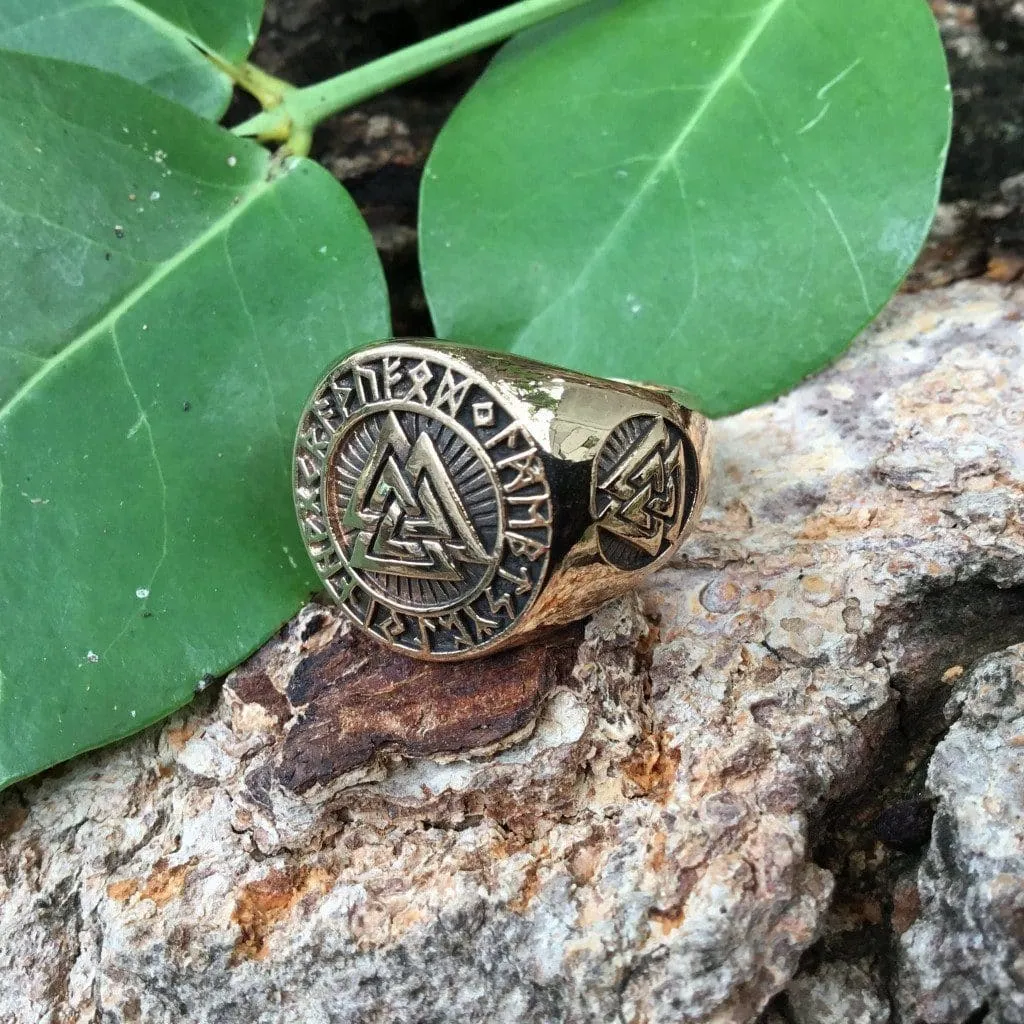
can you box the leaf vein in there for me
[814,186,871,313]
[19,73,248,193]
[0,192,114,248]
[0,344,46,364]
[108,0,229,63]
[514,0,790,343]
[665,161,700,343]
[103,323,168,658]
[736,70,820,318]
[221,229,287,454]
[0,2,112,40]
[441,153,660,249]
[0,174,273,427]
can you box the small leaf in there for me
[0,0,265,118]
[0,54,390,789]
[419,0,951,417]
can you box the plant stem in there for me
[204,51,294,110]
[230,62,295,110]
[233,0,594,154]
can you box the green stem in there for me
[203,52,294,110]
[233,0,593,153]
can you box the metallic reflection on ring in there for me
[293,340,710,661]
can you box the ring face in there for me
[294,345,552,659]
[591,414,687,571]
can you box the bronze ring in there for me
[292,340,711,661]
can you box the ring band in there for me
[292,340,710,661]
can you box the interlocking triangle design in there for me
[343,412,490,581]
[598,417,682,556]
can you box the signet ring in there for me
[293,340,711,661]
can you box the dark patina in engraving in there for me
[294,347,553,659]
[591,414,687,571]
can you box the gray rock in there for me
[786,961,890,1024]
[897,646,1024,1024]
[2,281,1024,1023]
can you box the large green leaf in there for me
[0,0,264,118]
[419,0,951,417]
[0,54,389,789]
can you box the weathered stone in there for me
[785,961,890,1024]
[1,281,1024,1023]
[896,646,1024,1024]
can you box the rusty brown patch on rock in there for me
[508,860,544,915]
[139,858,195,907]
[845,895,884,928]
[165,725,196,752]
[106,878,139,902]
[799,508,876,541]
[649,902,688,936]
[263,623,582,794]
[620,734,681,803]
[232,865,336,961]
[648,865,700,937]
[648,830,668,874]
[987,252,1024,283]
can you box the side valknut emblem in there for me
[591,414,687,571]
[294,344,553,658]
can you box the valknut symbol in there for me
[592,414,686,570]
[343,412,490,582]
[295,344,553,658]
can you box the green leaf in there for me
[0,54,389,789]
[0,0,264,118]
[419,0,951,418]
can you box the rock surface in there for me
[2,281,1024,1023]
[898,646,1024,1024]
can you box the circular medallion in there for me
[294,346,553,659]
[591,414,688,571]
